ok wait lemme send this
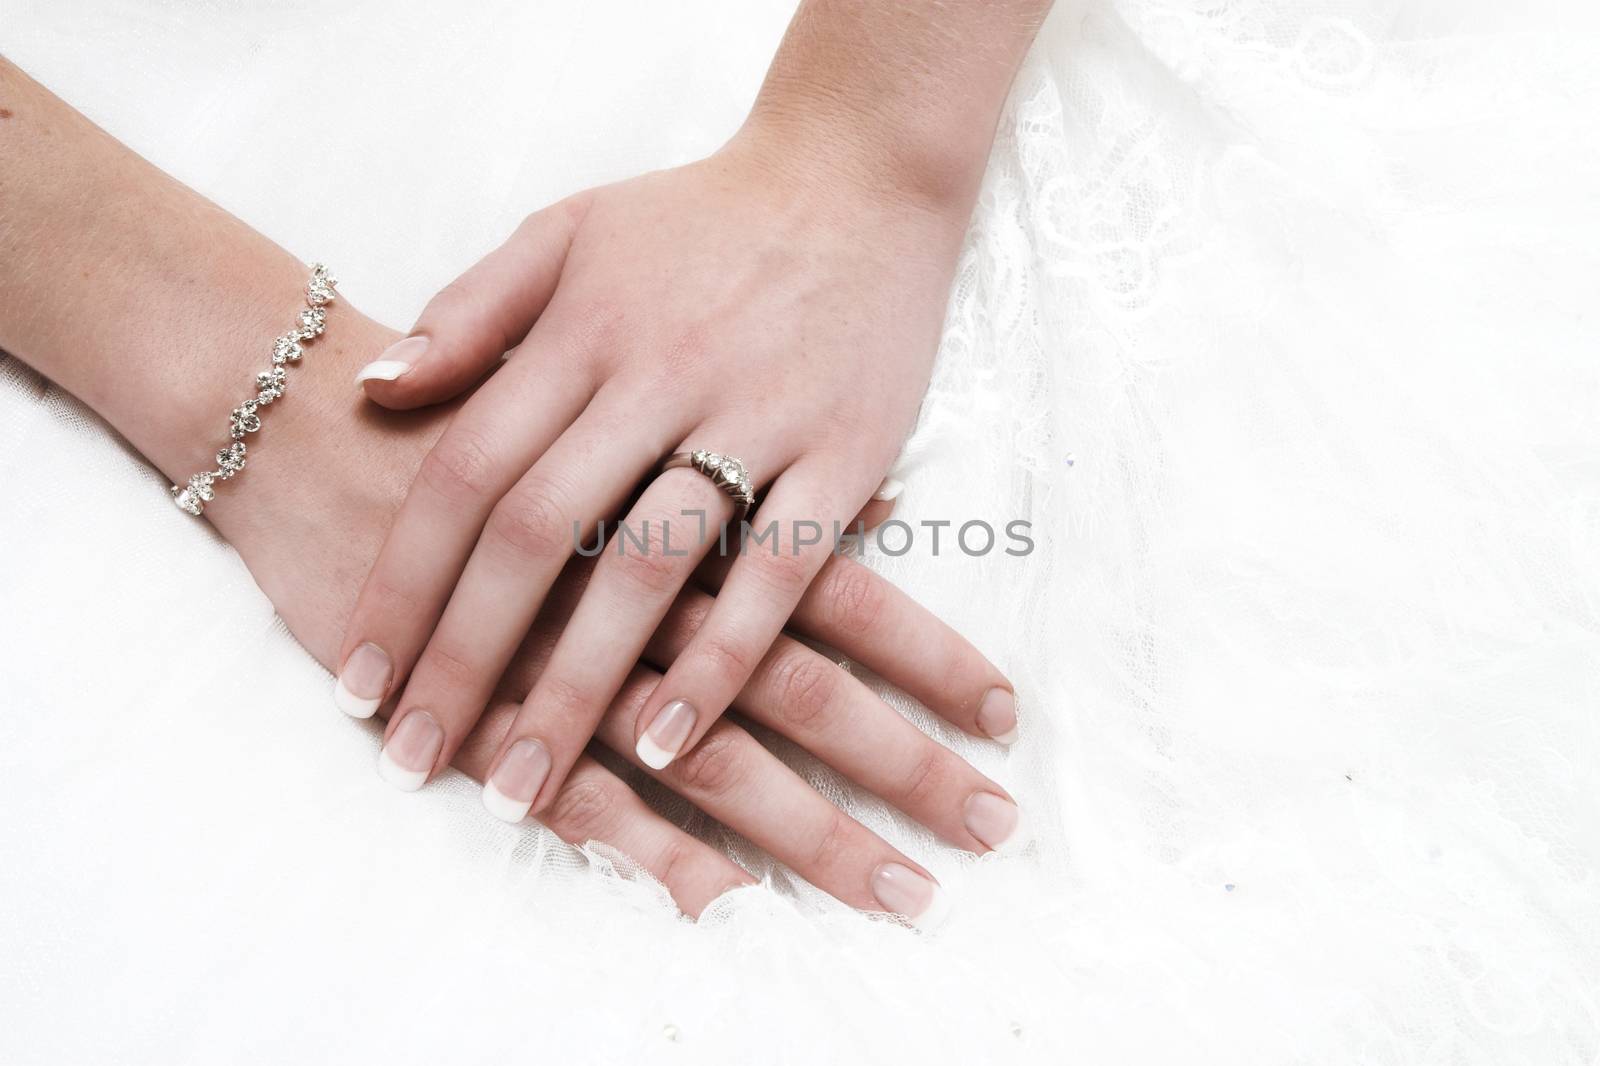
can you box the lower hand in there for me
[235,311,1018,925]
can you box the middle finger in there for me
[377,390,670,789]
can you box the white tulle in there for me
[2,0,1597,1062]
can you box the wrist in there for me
[134,250,326,483]
[198,301,405,541]
[735,88,991,222]
[736,0,1046,219]
[202,306,447,661]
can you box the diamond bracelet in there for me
[170,264,337,516]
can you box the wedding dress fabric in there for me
[2,1,1597,1062]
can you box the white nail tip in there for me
[912,886,953,931]
[354,359,412,384]
[481,780,532,823]
[333,676,380,719]
[636,734,677,771]
[991,810,1028,855]
[872,477,905,502]
[989,725,1020,746]
[376,748,427,792]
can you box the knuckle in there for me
[695,632,757,686]
[763,651,840,733]
[651,838,699,894]
[668,728,747,798]
[426,281,518,363]
[486,479,572,561]
[536,674,594,729]
[608,523,687,597]
[420,426,501,503]
[554,192,589,228]
[665,592,713,643]
[817,560,889,635]
[546,777,620,842]
[417,280,473,333]
[612,668,657,718]
[748,545,814,597]
[527,191,594,237]
[561,295,627,354]
[803,809,858,873]
[364,571,429,622]
[416,639,481,692]
[818,399,866,440]
[427,278,479,321]
[897,747,952,811]
[658,321,713,379]
[935,648,988,715]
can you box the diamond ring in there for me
[661,450,756,516]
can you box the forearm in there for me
[745,0,1053,209]
[0,58,392,495]
[0,59,425,663]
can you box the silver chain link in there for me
[171,264,337,516]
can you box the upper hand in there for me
[337,128,1017,839]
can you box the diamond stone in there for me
[255,366,287,404]
[230,401,262,439]
[298,307,327,339]
[216,441,247,478]
[305,274,336,306]
[273,334,304,365]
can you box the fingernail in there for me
[964,792,1023,853]
[871,863,950,931]
[355,335,428,383]
[333,642,391,719]
[872,477,905,502]
[376,710,443,793]
[976,687,1018,745]
[636,699,697,770]
[481,738,552,823]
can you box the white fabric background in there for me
[2,1,1597,1062]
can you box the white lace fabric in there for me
[1,1,1597,1062]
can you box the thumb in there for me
[355,193,590,410]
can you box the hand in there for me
[338,126,1009,829]
[237,311,1020,925]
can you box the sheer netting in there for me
[1,1,1597,1062]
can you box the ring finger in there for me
[476,442,790,820]
[631,453,874,769]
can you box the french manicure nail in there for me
[872,477,905,502]
[871,863,950,930]
[964,792,1023,853]
[976,687,1019,745]
[636,699,697,770]
[376,710,443,793]
[354,335,429,383]
[333,642,391,719]
[481,738,552,823]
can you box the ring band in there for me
[662,450,755,517]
